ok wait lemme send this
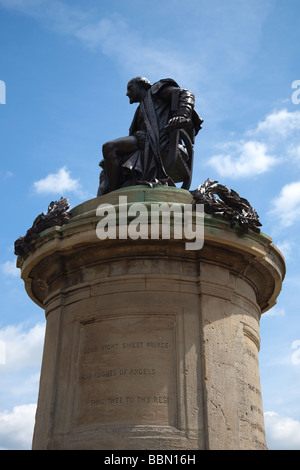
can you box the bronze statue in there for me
[97,77,203,196]
[13,81,263,259]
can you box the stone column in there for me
[17,186,285,450]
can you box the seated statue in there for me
[97,77,203,196]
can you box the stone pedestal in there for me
[17,186,285,450]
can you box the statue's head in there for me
[126,77,152,104]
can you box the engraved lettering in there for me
[100,343,119,351]
[94,369,117,378]
[87,395,172,406]
[129,368,156,375]
[146,342,169,348]
[245,348,258,362]
[83,346,98,354]
[153,396,171,404]
[248,383,261,397]
[107,397,123,404]
[122,342,144,349]
[136,396,151,403]
[75,315,176,427]
[250,404,263,415]
[251,422,265,434]
[89,399,104,406]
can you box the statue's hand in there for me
[165,116,191,131]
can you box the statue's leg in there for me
[97,160,109,197]
[102,136,138,192]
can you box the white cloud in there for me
[209,108,300,179]
[0,322,44,449]
[252,109,300,137]
[263,306,286,317]
[264,412,300,450]
[7,0,181,88]
[0,404,36,450]
[208,140,278,178]
[1,260,19,278]
[74,17,201,85]
[0,0,202,88]
[288,144,300,164]
[0,0,86,33]
[0,322,45,371]
[269,180,300,227]
[291,340,300,365]
[0,0,274,104]
[33,166,82,196]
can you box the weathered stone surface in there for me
[17,186,285,450]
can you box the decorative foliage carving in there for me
[190,179,262,234]
[14,197,70,257]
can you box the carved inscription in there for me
[73,315,176,428]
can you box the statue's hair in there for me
[128,77,152,90]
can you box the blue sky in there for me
[0,0,300,450]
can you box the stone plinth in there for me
[17,186,285,450]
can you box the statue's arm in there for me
[161,86,195,130]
